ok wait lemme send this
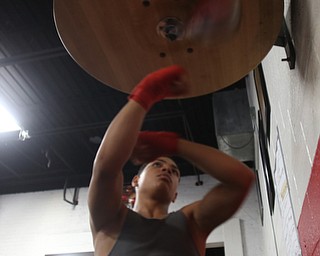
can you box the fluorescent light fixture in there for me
[0,105,21,133]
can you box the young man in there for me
[88,65,254,256]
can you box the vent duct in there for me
[212,88,254,163]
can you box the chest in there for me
[109,211,200,256]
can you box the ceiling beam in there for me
[0,47,67,67]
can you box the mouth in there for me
[157,174,172,183]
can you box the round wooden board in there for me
[54,0,283,98]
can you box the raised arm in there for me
[88,100,146,234]
[88,66,188,234]
[177,139,254,235]
[131,133,254,239]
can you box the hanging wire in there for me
[179,100,203,186]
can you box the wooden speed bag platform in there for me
[54,0,283,98]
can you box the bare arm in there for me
[177,139,254,235]
[129,131,254,235]
[88,100,146,233]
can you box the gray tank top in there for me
[109,209,200,256]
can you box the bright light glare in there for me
[0,105,21,133]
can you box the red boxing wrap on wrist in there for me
[131,131,180,164]
[129,65,186,110]
[138,131,179,155]
[187,0,240,39]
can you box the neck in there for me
[133,196,170,219]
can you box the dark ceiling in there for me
[0,0,247,195]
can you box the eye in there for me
[152,161,162,168]
[172,168,180,176]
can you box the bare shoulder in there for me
[181,201,207,232]
[181,202,208,256]
[181,201,200,217]
[91,206,128,256]
[181,182,252,237]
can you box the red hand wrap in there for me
[187,0,240,39]
[129,65,186,110]
[137,131,180,157]
[130,131,180,165]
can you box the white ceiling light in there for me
[0,105,21,133]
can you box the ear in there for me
[131,175,140,188]
[171,192,178,203]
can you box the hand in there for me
[129,65,188,111]
[130,131,180,165]
[186,0,241,40]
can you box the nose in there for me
[161,165,172,174]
